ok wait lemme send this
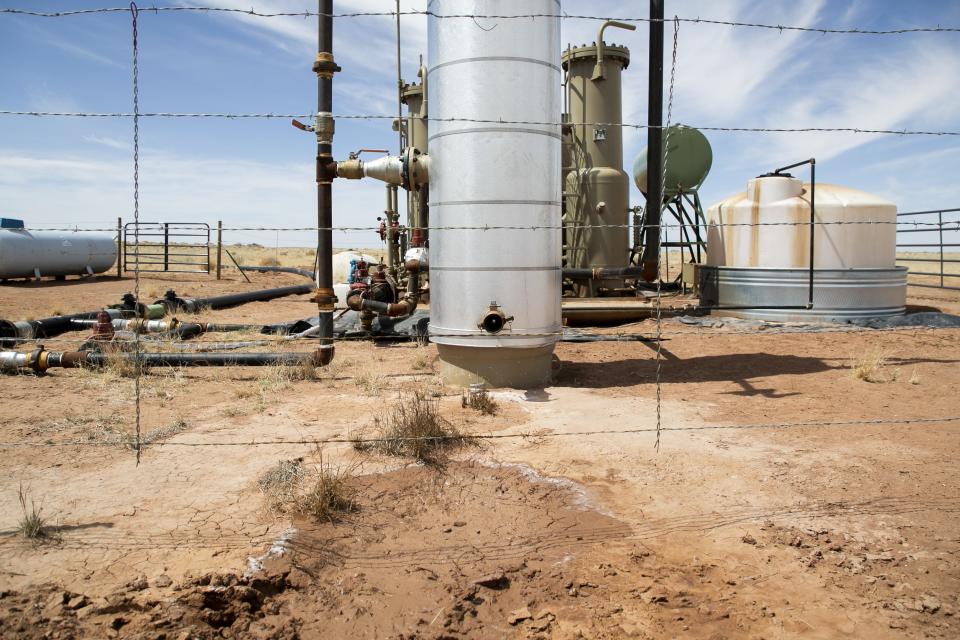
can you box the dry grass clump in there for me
[851,348,896,383]
[297,457,358,523]
[353,369,385,395]
[258,457,307,515]
[258,256,281,267]
[356,391,475,465]
[258,455,357,522]
[17,484,47,540]
[84,345,151,380]
[462,388,499,415]
[411,349,432,371]
[908,367,921,385]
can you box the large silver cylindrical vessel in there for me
[0,229,116,280]
[428,0,562,387]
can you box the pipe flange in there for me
[478,303,514,335]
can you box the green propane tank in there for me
[633,125,712,197]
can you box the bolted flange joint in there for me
[310,287,338,312]
[312,52,341,79]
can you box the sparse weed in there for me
[357,391,475,465]
[353,369,385,396]
[462,388,499,415]
[296,454,358,523]
[411,350,432,371]
[17,484,47,540]
[851,348,892,383]
[908,367,921,385]
[258,454,357,522]
[258,458,306,515]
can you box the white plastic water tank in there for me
[706,175,897,269]
[428,0,561,387]
[702,175,906,321]
[0,229,116,279]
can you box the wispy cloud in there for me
[83,134,131,151]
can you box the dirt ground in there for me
[0,269,958,639]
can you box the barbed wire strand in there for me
[2,322,957,348]
[0,416,956,450]
[1,6,958,35]
[1,110,958,137]
[16,219,960,234]
[130,1,142,465]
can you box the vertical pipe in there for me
[216,220,223,280]
[163,222,170,272]
[641,0,664,282]
[385,184,396,275]
[314,0,338,356]
[396,0,403,156]
[808,160,816,308]
[116,216,122,278]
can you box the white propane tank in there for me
[0,229,116,280]
[702,175,906,322]
[428,0,561,388]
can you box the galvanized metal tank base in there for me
[698,266,907,323]
[437,344,554,389]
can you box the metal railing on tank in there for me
[896,208,960,291]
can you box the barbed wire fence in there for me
[0,2,958,458]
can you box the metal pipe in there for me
[593,20,636,80]
[0,308,138,347]
[563,265,648,280]
[773,157,816,309]
[640,0,664,282]
[312,0,339,362]
[0,347,334,372]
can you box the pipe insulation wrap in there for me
[427,0,562,348]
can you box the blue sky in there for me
[1,0,959,248]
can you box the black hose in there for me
[239,265,316,280]
[158,284,313,313]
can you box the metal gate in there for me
[896,208,960,291]
[123,222,211,274]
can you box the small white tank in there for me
[0,229,116,280]
[707,175,897,269]
[702,175,906,322]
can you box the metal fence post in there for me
[939,210,945,288]
[163,222,170,271]
[116,216,122,278]
[216,220,223,280]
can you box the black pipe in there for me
[312,0,339,361]
[563,266,648,280]
[0,309,135,348]
[46,350,332,369]
[239,265,317,280]
[157,284,313,313]
[773,158,817,309]
[640,0,664,282]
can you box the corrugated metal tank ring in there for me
[698,266,907,323]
